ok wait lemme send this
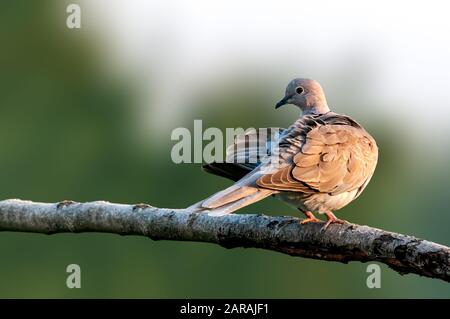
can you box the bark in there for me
[0,199,449,282]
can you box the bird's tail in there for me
[188,184,275,216]
[188,127,283,216]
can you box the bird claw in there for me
[321,218,346,230]
[321,211,347,231]
[300,211,320,224]
[300,217,320,224]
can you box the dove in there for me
[193,78,378,228]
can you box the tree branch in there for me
[0,199,449,282]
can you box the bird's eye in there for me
[296,86,304,94]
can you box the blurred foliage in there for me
[0,1,449,298]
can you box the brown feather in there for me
[256,116,378,197]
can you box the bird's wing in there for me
[202,127,286,181]
[225,127,286,166]
[257,120,378,196]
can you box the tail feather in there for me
[202,185,258,209]
[190,127,285,216]
[202,163,252,182]
[204,188,274,216]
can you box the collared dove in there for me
[194,78,378,228]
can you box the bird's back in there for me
[258,112,378,196]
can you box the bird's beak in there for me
[275,95,292,109]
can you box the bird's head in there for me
[275,78,330,115]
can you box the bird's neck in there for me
[302,93,330,115]
[301,103,330,116]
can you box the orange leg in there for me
[322,211,347,229]
[300,211,320,224]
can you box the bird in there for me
[193,78,378,228]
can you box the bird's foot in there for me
[300,211,321,224]
[301,217,321,224]
[321,211,347,230]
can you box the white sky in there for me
[84,0,450,135]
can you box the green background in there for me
[0,1,449,298]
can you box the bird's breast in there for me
[276,189,358,214]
